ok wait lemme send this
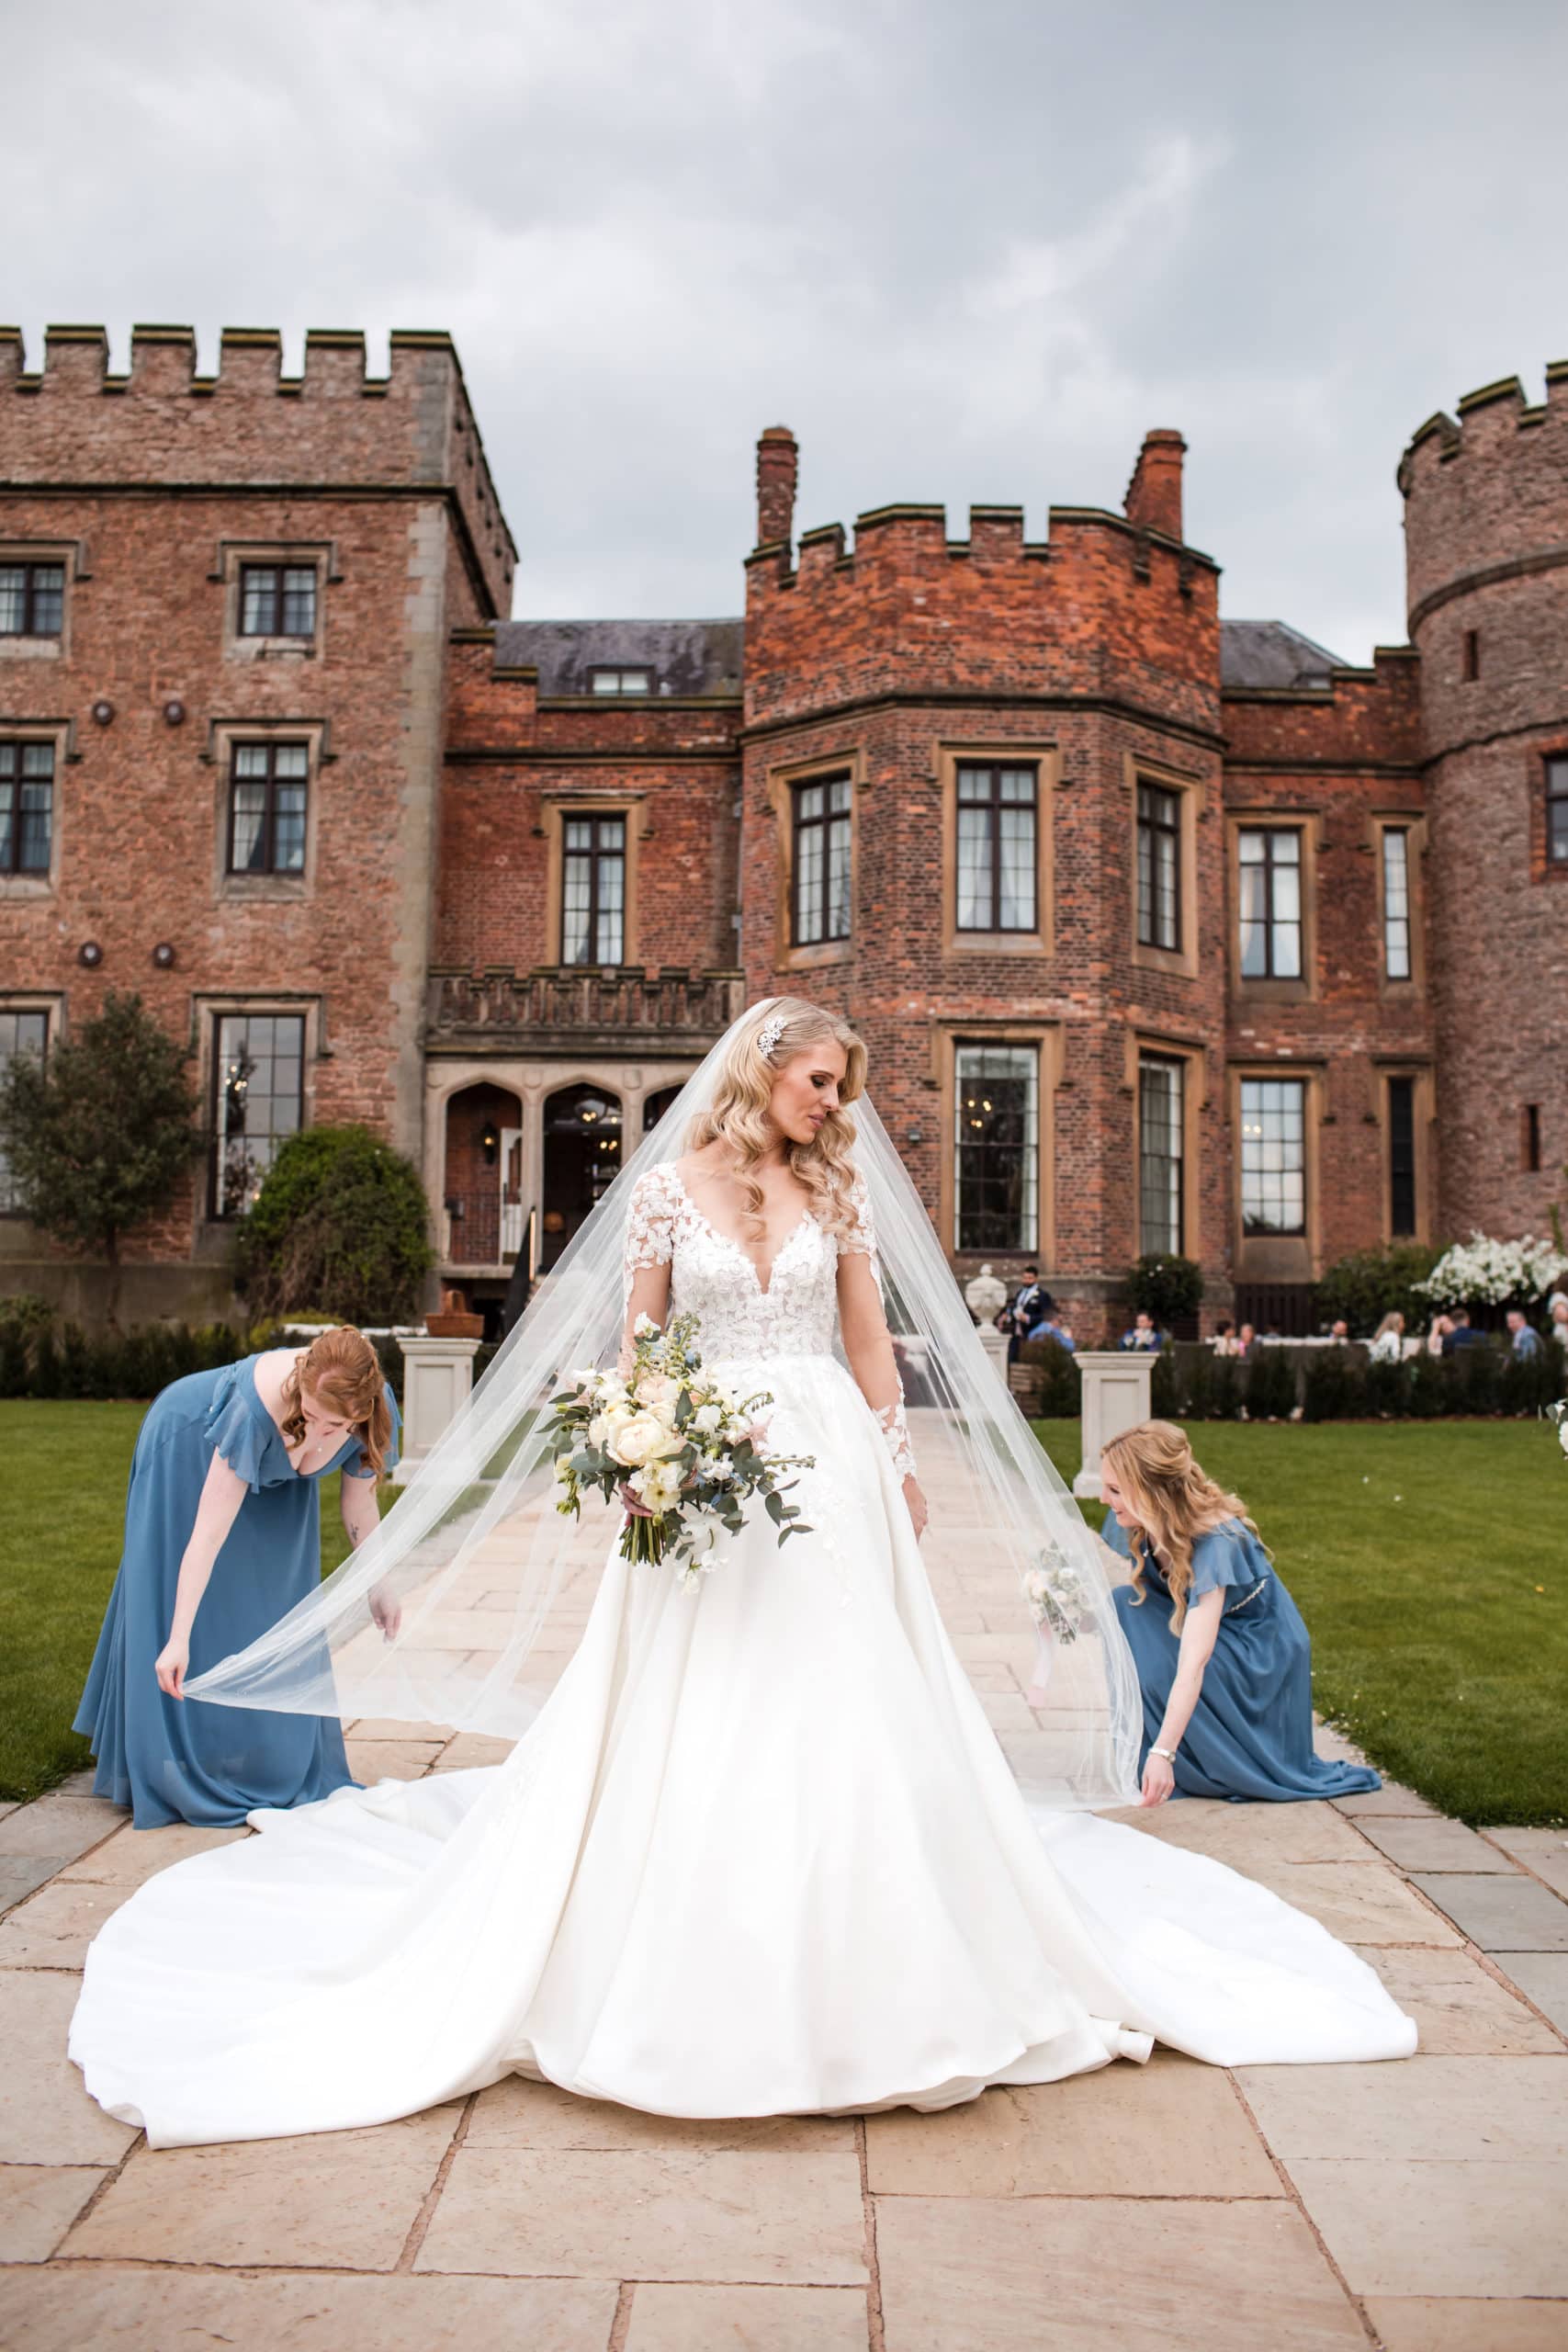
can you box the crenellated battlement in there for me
[744,453,1221,734]
[1222,645,1423,770]
[1398,361,1568,631]
[0,322,515,615]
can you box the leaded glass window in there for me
[212,1012,305,1218]
[0,1008,48,1211]
[0,563,64,638]
[792,775,852,944]
[0,742,54,876]
[955,1045,1038,1251]
[1382,829,1411,980]
[239,564,318,639]
[228,744,309,875]
[1136,782,1180,951]
[1238,828,1303,979]
[1139,1056,1184,1255]
[956,765,1037,933]
[1239,1077,1306,1237]
[562,815,626,965]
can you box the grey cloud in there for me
[10,0,1566,655]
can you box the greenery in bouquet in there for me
[1020,1541,1091,1646]
[547,1312,814,1581]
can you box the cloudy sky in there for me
[11,0,1566,659]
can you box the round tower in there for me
[1398,363,1568,1241]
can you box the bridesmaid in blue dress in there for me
[1096,1419,1380,1806]
[74,1327,401,1828]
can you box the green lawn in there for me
[2,1401,1562,1824]
[1034,1417,1567,1827]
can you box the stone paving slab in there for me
[62,2106,465,2270]
[0,2164,105,2262]
[1332,1781,1438,1817]
[1500,1953,1568,2037]
[1232,1859,1463,1945]
[1413,1872,1568,1952]
[1365,2296,1568,2350]
[467,2073,852,2154]
[1236,2053,1568,2163]
[1484,1827,1568,1899]
[0,1877,131,1971]
[1350,1945,1565,2055]
[0,1794,121,1867]
[623,2282,873,2349]
[873,2195,1369,2351]
[55,1820,249,1888]
[413,2146,868,2284]
[863,2052,1281,2199]
[0,1973,139,2165]
[1288,2158,1568,2299]
[1354,1814,1520,1872]
[0,2267,621,2351]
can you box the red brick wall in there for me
[1400,368,1568,1238]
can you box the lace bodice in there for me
[623,1161,874,1361]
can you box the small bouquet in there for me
[547,1312,814,1582]
[1020,1541,1092,1647]
[1546,1398,1568,1462]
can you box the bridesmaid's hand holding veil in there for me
[154,1634,189,1700]
[369,1585,403,1642]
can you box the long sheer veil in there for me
[187,1001,1142,1811]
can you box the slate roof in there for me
[493,617,744,697]
[1219,619,1346,690]
[492,613,1345,697]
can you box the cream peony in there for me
[609,1411,684,1469]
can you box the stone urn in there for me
[964,1262,1008,1327]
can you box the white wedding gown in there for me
[71,1170,1415,2147]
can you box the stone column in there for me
[1071,1351,1154,1498]
[394,1334,482,1486]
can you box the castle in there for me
[1,324,1563,1338]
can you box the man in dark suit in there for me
[1005,1267,1053,1363]
[1441,1306,1487,1353]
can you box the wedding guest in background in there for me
[1368,1310,1405,1364]
[1027,1305,1077,1353]
[1426,1312,1454,1356]
[74,1327,401,1828]
[1236,1321,1258,1360]
[1327,1318,1351,1344]
[1212,1319,1242,1357]
[1097,1420,1382,1806]
[1004,1266,1052,1363]
[1441,1307,1487,1354]
[1119,1310,1164,1352]
[1550,1296,1568,1355]
[1507,1308,1542,1361]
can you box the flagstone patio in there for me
[2,1450,1564,2351]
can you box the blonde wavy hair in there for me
[685,998,867,1244]
[280,1325,393,1479]
[1100,1419,1267,1632]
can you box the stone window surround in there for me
[204,718,329,904]
[1124,1026,1206,1263]
[0,538,88,661]
[1228,1058,1325,1284]
[191,993,322,1236]
[0,991,63,1219]
[539,792,649,967]
[1375,1058,1434,1246]
[1224,808,1320,1002]
[935,739,1056,958]
[1129,752,1204,981]
[764,747,864,973]
[209,538,340,662]
[1538,741,1568,883]
[1369,813,1427,994]
[927,1018,1062,1269]
[0,720,70,899]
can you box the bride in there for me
[70,998,1414,2147]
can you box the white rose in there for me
[610,1412,684,1468]
[693,1403,724,1435]
[637,1371,680,1412]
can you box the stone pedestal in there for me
[976,1322,1010,1385]
[1072,1350,1154,1498]
[395,1334,482,1486]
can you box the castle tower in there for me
[1399,365,1568,1238]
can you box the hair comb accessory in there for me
[757,1012,785,1060]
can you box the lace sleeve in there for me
[837,1170,914,1478]
[838,1170,882,1284]
[623,1164,678,1303]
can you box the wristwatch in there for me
[1150,1746,1177,1763]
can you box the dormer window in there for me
[239,564,317,640]
[0,563,65,639]
[589,666,653,696]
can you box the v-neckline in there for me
[671,1165,814,1298]
[246,1352,345,1481]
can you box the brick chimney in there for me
[756,424,798,551]
[1123,428,1187,541]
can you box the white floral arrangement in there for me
[547,1311,813,1582]
[1416,1232,1568,1308]
[1020,1542,1091,1646]
[1547,1399,1568,1463]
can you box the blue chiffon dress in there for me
[1100,1511,1381,1804]
[73,1355,400,1829]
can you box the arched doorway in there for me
[441,1082,524,1268]
[542,1083,623,1266]
[642,1084,682,1137]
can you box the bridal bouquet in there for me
[1020,1540,1092,1647]
[547,1311,814,1582]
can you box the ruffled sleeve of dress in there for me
[201,1359,278,1494]
[1189,1520,1267,1601]
[623,1163,681,1299]
[343,1380,401,1480]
